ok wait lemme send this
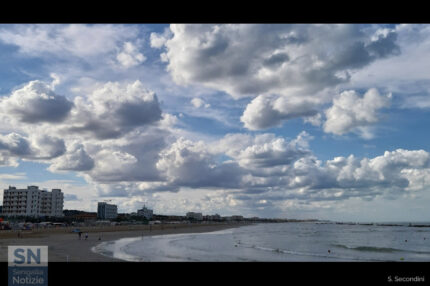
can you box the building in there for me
[137,205,153,220]
[2,186,64,217]
[204,214,221,221]
[231,215,244,221]
[97,202,118,220]
[64,210,97,221]
[186,212,203,221]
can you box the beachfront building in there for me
[204,214,221,221]
[97,202,118,220]
[137,205,153,220]
[231,215,244,221]
[186,212,203,221]
[2,186,64,217]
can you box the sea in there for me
[91,222,430,262]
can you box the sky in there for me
[1,24,430,222]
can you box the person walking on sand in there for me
[85,233,88,240]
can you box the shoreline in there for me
[0,222,252,262]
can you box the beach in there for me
[0,223,249,262]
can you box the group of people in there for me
[77,231,102,240]
[78,231,88,240]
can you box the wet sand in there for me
[0,223,249,262]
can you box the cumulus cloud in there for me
[323,88,391,136]
[150,28,172,49]
[238,132,311,168]
[321,149,430,195]
[116,41,146,68]
[0,132,65,160]
[190,97,210,108]
[240,94,319,130]
[0,78,169,192]
[213,131,312,168]
[0,153,19,167]
[349,25,430,105]
[221,149,430,211]
[156,24,400,99]
[29,134,66,159]
[156,137,244,189]
[303,113,322,126]
[0,24,138,60]
[0,81,73,124]
[206,130,430,206]
[67,80,162,139]
[0,133,32,157]
[49,142,94,172]
[150,24,401,131]
[85,128,169,183]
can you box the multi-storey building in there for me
[97,202,118,220]
[186,212,203,221]
[137,205,153,220]
[2,186,64,217]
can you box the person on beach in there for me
[85,233,88,240]
[78,232,82,240]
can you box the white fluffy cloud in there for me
[213,131,312,169]
[156,137,244,189]
[48,142,94,172]
[67,80,162,139]
[152,131,430,205]
[0,79,167,187]
[240,94,320,130]
[323,88,391,136]
[207,131,430,206]
[0,153,19,167]
[150,28,172,49]
[84,127,169,184]
[322,149,430,194]
[190,97,210,108]
[152,24,400,131]
[157,24,400,99]
[350,25,430,96]
[0,24,138,60]
[116,42,146,68]
[0,132,65,160]
[0,81,73,124]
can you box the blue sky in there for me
[1,24,430,222]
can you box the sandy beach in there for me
[0,223,249,262]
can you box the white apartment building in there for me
[186,212,203,221]
[97,202,118,220]
[2,186,64,217]
[137,205,153,220]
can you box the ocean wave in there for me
[332,244,430,255]
[245,244,379,261]
[332,244,398,253]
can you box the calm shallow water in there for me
[92,222,430,262]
